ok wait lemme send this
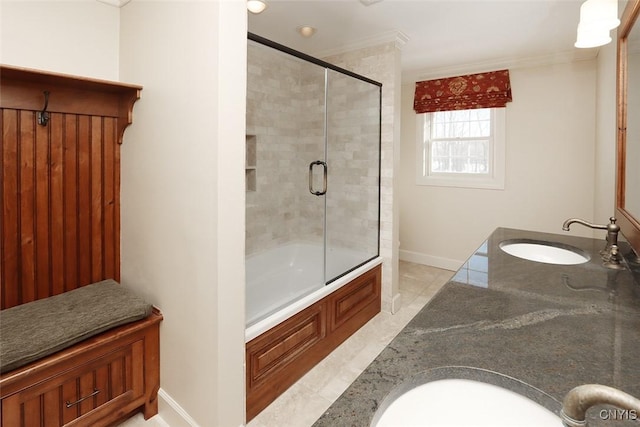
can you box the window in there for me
[416,108,505,189]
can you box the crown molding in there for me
[312,30,409,59]
[96,0,131,8]
[402,48,599,83]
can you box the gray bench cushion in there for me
[1,280,153,374]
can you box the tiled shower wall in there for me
[246,41,381,259]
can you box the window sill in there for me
[416,175,504,190]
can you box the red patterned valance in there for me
[413,69,512,113]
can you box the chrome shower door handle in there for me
[308,160,327,196]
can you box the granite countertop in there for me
[313,227,640,427]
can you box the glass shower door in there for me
[246,34,382,327]
[245,40,327,324]
[324,69,381,283]
[297,61,329,291]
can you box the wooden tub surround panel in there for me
[0,65,141,309]
[246,264,382,421]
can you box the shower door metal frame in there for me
[248,32,382,285]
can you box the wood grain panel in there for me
[49,113,65,297]
[61,378,77,424]
[113,127,121,283]
[102,119,116,280]
[246,264,382,421]
[22,396,40,426]
[77,116,92,287]
[62,114,78,294]
[248,307,325,388]
[78,371,93,416]
[94,365,109,408]
[329,265,381,332]
[1,66,140,309]
[245,303,327,420]
[2,109,20,308]
[43,388,61,427]
[110,356,125,398]
[90,117,103,282]
[19,112,36,304]
[35,114,50,300]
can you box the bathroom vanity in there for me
[313,227,640,427]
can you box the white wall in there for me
[119,2,246,427]
[399,60,599,268]
[0,0,119,80]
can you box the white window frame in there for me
[415,108,506,190]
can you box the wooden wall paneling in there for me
[2,109,20,308]
[90,116,103,283]
[0,65,141,309]
[78,115,92,287]
[50,113,65,298]
[63,113,79,295]
[113,124,121,283]
[103,118,116,281]
[35,110,50,301]
[19,111,36,304]
[0,110,4,306]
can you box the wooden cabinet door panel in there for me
[1,341,144,427]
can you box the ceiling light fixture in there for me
[297,26,317,38]
[247,0,267,14]
[575,0,620,48]
[575,24,612,48]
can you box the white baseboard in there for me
[399,249,462,272]
[157,389,244,427]
[158,388,200,427]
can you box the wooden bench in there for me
[0,280,162,427]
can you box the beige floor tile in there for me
[117,414,166,427]
[247,381,333,427]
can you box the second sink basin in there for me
[499,239,590,265]
[372,377,561,426]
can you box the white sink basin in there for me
[372,378,561,427]
[499,240,590,265]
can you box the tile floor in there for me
[118,261,453,427]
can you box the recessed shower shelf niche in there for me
[246,135,257,192]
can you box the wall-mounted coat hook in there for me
[37,91,50,126]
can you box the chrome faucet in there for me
[561,384,640,426]
[562,217,623,269]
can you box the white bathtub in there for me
[245,242,382,342]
